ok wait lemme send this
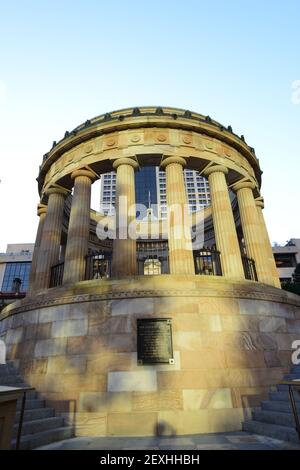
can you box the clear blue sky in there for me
[0,0,299,251]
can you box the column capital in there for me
[203,165,228,177]
[71,168,97,181]
[255,197,265,209]
[160,156,186,169]
[45,185,70,198]
[112,157,139,170]
[37,203,47,217]
[232,180,256,192]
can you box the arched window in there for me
[144,258,161,275]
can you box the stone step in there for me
[15,407,54,422]
[13,416,64,438]
[291,365,300,373]
[16,399,45,411]
[253,409,295,428]
[0,363,18,373]
[270,391,300,402]
[243,420,299,444]
[12,426,74,450]
[25,390,38,399]
[0,375,26,385]
[277,383,300,392]
[261,400,300,414]
[283,373,300,380]
[15,390,38,401]
[0,367,19,376]
[277,384,289,391]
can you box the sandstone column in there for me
[161,156,195,274]
[233,181,274,285]
[204,165,244,279]
[255,197,281,288]
[28,203,47,292]
[112,157,139,277]
[63,169,95,284]
[34,187,69,290]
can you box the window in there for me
[1,262,31,292]
[274,253,297,268]
[143,258,161,275]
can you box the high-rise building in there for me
[0,243,33,307]
[272,238,300,283]
[100,166,210,218]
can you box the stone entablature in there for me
[38,107,260,197]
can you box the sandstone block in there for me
[231,386,269,408]
[132,390,183,412]
[180,350,226,370]
[259,317,286,333]
[173,332,202,351]
[107,411,157,436]
[5,327,23,344]
[79,391,132,413]
[87,353,133,373]
[38,305,71,323]
[51,319,88,338]
[47,355,87,374]
[225,350,265,368]
[108,371,157,392]
[63,412,107,437]
[34,338,67,357]
[183,388,233,410]
[111,298,154,316]
[239,299,272,316]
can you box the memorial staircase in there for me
[0,362,73,450]
[1,360,300,448]
[243,363,300,443]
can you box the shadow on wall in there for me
[155,421,176,437]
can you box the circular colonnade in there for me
[1,107,299,437]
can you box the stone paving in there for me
[37,431,300,450]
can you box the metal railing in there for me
[242,256,258,281]
[137,241,169,275]
[194,247,222,276]
[49,248,258,284]
[85,251,112,280]
[49,262,64,287]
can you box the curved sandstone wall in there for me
[1,276,300,437]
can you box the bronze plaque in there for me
[137,318,174,364]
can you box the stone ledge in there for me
[1,275,299,320]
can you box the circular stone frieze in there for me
[205,142,214,150]
[105,138,116,147]
[38,107,262,196]
[157,134,167,142]
[182,135,192,144]
[84,145,93,154]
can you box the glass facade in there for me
[135,166,158,219]
[100,166,211,219]
[1,262,31,292]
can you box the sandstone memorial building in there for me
[1,106,300,439]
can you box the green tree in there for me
[282,263,300,296]
[292,263,300,285]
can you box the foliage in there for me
[282,263,300,296]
